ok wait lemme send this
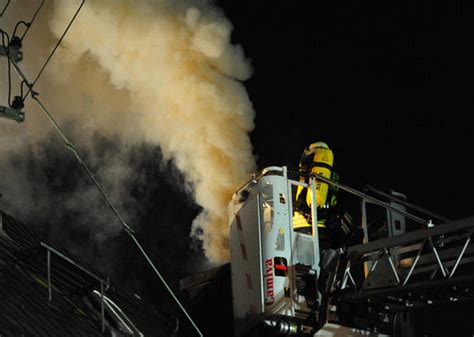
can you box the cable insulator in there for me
[10,36,22,50]
[11,96,24,110]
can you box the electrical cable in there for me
[20,80,26,99]
[21,0,84,103]
[10,62,206,337]
[10,0,46,43]
[20,0,45,41]
[1,29,12,107]
[12,21,28,40]
[0,0,10,17]
[14,72,204,337]
[7,2,204,334]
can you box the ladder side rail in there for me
[365,185,451,223]
[347,216,474,257]
[312,174,428,226]
[337,233,474,303]
[338,272,474,302]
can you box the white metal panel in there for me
[230,167,324,334]
[230,188,263,335]
[259,175,294,317]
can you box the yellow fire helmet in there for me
[302,141,329,158]
[309,141,329,151]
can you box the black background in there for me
[220,0,474,220]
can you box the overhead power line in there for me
[4,1,204,336]
[11,0,45,42]
[10,61,204,337]
[21,0,83,103]
[0,0,11,17]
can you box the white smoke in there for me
[0,0,256,264]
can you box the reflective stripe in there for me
[292,211,327,229]
[344,213,353,223]
[341,222,350,234]
[293,222,326,229]
[293,222,312,229]
[293,211,310,229]
[293,225,311,229]
[318,219,327,228]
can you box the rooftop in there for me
[0,210,178,337]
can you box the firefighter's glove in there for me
[326,211,353,245]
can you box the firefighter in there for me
[292,141,353,249]
[292,141,357,299]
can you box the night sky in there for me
[218,0,474,221]
[3,1,474,336]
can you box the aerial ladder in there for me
[229,166,474,336]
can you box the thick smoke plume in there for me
[0,0,256,264]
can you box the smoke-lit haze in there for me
[0,0,256,264]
